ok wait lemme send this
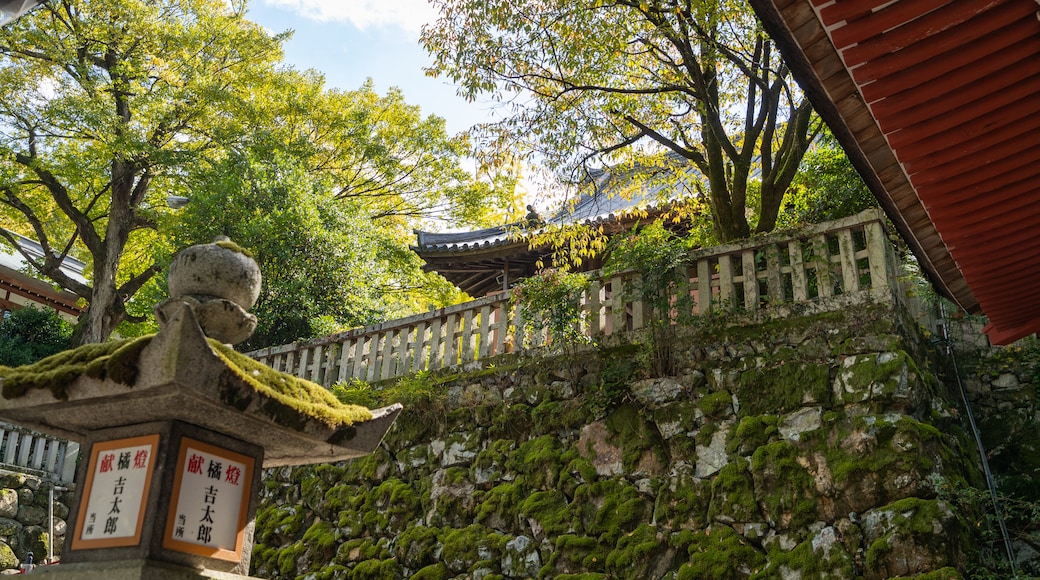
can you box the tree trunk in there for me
[75,240,126,345]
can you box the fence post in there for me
[61,441,79,483]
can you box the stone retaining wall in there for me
[253,303,984,579]
[0,472,72,572]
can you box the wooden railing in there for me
[0,422,79,483]
[248,210,902,387]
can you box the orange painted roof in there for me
[751,0,1040,344]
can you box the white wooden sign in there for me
[163,437,254,562]
[72,434,159,549]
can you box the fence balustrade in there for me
[0,422,79,483]
[248,210,902,386]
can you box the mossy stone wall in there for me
[0,472,72,571]
[253,304,982,579]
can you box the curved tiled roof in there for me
[415,162,700,254]
[412,160,702,296]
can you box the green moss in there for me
[676,525,766,579]
[410,563,448,580]
[356,478,420,534]
[254,504,305,548]
[214,239,253,257]
[863,498,967,576]
[698,390,733,419]
[395,526,441,569]
[349,557,399,579]
[0,544,13,569]
[865,535,893,570]
[0,335,152,400]
[489,403,534,440]
[574,480,649,545]
[336,537,389,563]
[541,533,607,574]
[819,416,944,491]
[520,490,573,535]
[834,351,922,406]
[751,442,820,531]
[275,544,305,576]
[208,340,372,427]
[300,475,325,511]
[604,403,669,471]
[0,331,375,429]
[735,361,831,417]
[754,535,855,578]
[507,435,565,489]
[440,524,508,572]
[301,520,337,562]
[476,482,523,525]
[727,415,779,455]
[654,476,711,531]
[604,523,664,574]
[708,458,759,524]
[533,398,587,433]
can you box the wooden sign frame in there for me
[70,434,159,550]
[162,437,255,562]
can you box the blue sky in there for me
[246,0,496,136]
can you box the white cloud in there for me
[261,0,437,36]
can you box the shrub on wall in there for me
[510,269,591,350]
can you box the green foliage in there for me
[934,475,1040,578]
[604,221,695,299]
[422,0,818,242]
[781,129,879,227]
[0,0,284,343]
[0,307,73,366]
[602,219,714,373]
[159,76,504,348]
[2,1,512,346]
[511,269,591,350]
[331,370,447,412]
[526,220,612,272]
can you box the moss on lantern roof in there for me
[0,336,152,401]
[0,335,372,428]
[214,239,253,257]
[206,339,372,427]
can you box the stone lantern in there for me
[0,239,401,578]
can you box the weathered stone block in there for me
[0,541,15,570]
[695,425,729,478]
[15,505,46,527]
[0,475,25,491]
[0,517,21,538]
[861,498,965,579]
[0,490,17,520]
[16,524,47,561]
[631,377,684,408]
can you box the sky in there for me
[246,0,497,136]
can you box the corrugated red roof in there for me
[752,0,1040,344]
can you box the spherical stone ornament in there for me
[168,238,261,309]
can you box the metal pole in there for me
[49,485,67,564]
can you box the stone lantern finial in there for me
[160,238,262,345]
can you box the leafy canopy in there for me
[0,0,284,343]
[422,0,819,242]
[1,0,516,345]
